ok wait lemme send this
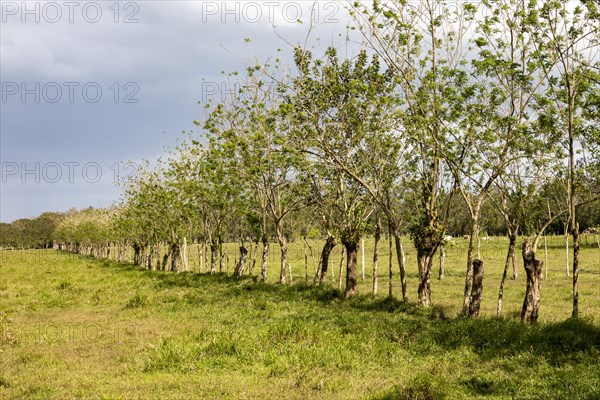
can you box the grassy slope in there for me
[0,237,599,399]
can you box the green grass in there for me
[0,238,599,399]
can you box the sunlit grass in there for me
[0,239,599,399]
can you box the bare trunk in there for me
[417,253,434,306]
[468,260,484,317]
[361,238,365,281]
[276,224,288,284]
[233,245,248,278]
[572,223,580,317]
[512,237,518,280]
[462,214,480,315]
[338,247,345,290]
[182,237,189,272]
[261,234,268,282]
[210,239,218,274]
[303,237,317,280]
[388,230,393,298]
[344,240,359,298]
[170,242,181,273]
[413,223,440,306]
[564,229,570,277]
[204,241,209,273]
[521,241,543,323]
[146,245,154,270]
[373,216,381,295]
[497,227,517,316]
[249,243,257,275]
[544,236,548,279]
[394,233,407,301]
[133,243,141,266]
[318,235,336,285]
[438,243,445,280]
[218,238,223,273]
[198,243,203,273]
[304,240,309,284]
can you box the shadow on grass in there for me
[427,316,600,364]
[92,255,600,365]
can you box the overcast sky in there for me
[0,0,355,222]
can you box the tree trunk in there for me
[468,259,484,317]
[497,225,517,316]
[304,239,309,284]
[413,223,440,306]
[249,242,257,275]
[394,233,407,301]
[462,213,481,315]
[162,249,170,271]
[203,241,208,273]
[338,247,345,290]
[438,243,445,280]
[233,245,248,278]
[261,234,268,282]
[276,224,288,284]
[182,237,189,272]
[170,242,181,273]
[198,243,203,273]
[572,223,580,317]
[344,240,359,298]
[544,236,548,279]
[564,229,570,277]
[417,253,434,306]
[318,235,336,285]
[388,229,393,297]
[373,215,381,295]
[133,243,141,266]
[210,239,218,274]
[146,245,154,270]
[521,241,543,323]
[361,238,365,281]
[218,238,223,273]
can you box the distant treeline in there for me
[1,203,598,250]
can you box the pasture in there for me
[1,236,599,399]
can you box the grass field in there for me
[1,236,599,399]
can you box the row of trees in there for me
[8,1,598,322]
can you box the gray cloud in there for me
[0,1,352,222]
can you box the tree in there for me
[536,0,599,317]
[289,47,393,297]
[202,65,305,283]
